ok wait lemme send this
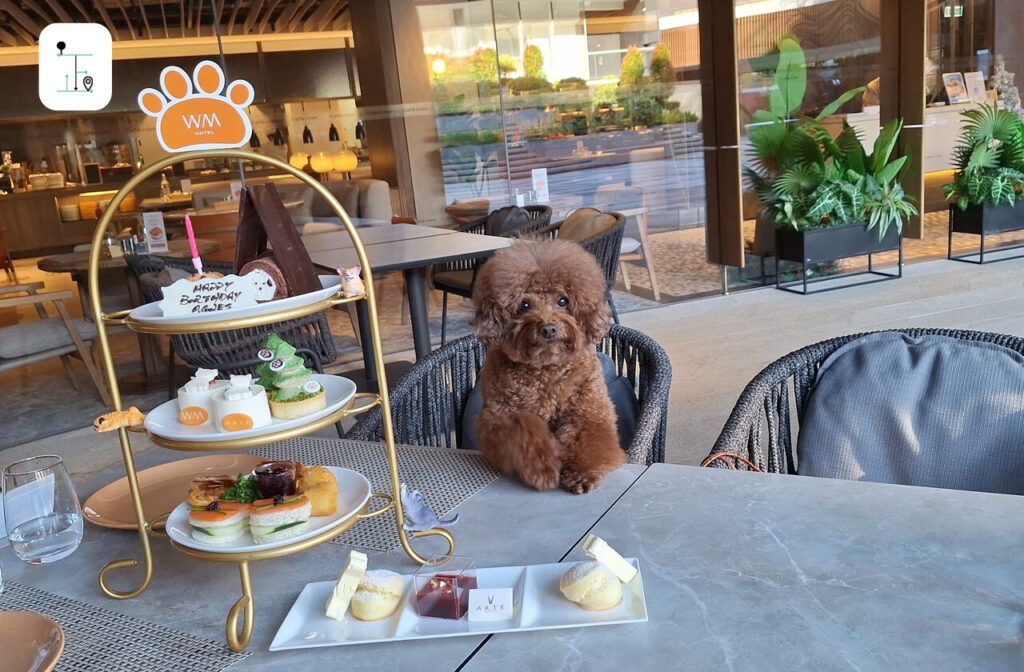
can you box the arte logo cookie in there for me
[138,60,254,152]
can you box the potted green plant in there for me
[943,104,1024,262]
[745,37,918,292]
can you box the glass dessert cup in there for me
[414,556,477,620]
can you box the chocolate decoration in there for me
[235,184,320,296]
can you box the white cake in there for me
[176,368,227,426]
[212,375,272,432]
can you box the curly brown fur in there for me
[471,239,624,494]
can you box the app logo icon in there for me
[38,23,112,111]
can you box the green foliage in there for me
[769,36,806,118]
[942,104,1024,209]
[662,109,698,124]
[555,77,588,91]
[650,42,673,83]
[619,46,645,87]
[593,76,619,107]
[498,54,518,76]
[625,97,662,128]
[507,76,553,95]
[523,44,544,79]
[438,129,503,148]
[470,47,498,83]
[745,37,916,237]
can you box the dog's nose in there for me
[539,323,558,341]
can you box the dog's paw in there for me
[523,463,561,491]
[560,468,603,495]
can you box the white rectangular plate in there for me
[269,559,646,651]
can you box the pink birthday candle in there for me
[184,214,203,275]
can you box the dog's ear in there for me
[471,262,511,348]
[581,302,612,344]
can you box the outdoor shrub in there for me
[650,42,674,83]
[619,46,645,86]
[523,44,544,79]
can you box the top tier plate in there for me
[127,275,342,327]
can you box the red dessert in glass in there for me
[415,572,478,619]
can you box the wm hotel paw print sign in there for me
[138,61,254,152]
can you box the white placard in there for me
[467,587,514,622]
[142,211,169,253]
[180,178,192,194]
[965,71,987,104]
[229,180,243,200]
[531,168,550,203]
[159,274,258,316]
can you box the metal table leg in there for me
[404,267,432,360]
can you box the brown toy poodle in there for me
[471,239,624,494]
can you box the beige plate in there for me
[0,611,65,672]
[83,454,265,530]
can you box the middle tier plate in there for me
[144,374,356,443]
[165,466,371,553]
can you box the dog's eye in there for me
[556,296,569,308]
[518,299,531,313]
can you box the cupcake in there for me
[256,333,326,419]
[212,374,272,432]
[176,368,227,426]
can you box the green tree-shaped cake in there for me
[256,333,326,418]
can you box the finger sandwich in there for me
[249,494,311,544]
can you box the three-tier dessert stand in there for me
[87,149,455,651]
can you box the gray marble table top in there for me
[462,464,1024,672]
[1,443,642,671]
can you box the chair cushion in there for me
[558,208,617,243]
[485,206,532,236]
[313,181,360,218]
[0,318,97,359]
[620,237,642,255]
[796,332,1024,495]
[432,270,475,294]
[461,352,639,454]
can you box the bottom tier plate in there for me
[165,466,371,553]
[269,559,646,651]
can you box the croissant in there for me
[93,406,147,432]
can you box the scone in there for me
[559,560,622,611]
[350,569,404,621]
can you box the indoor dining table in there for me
[2,440,1021,671]
[302,223,511,371]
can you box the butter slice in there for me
[325,550,368,620]
[582,534,637,583]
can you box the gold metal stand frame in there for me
[87,150,456,651]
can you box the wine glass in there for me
[3,455,83,564]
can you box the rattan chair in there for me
[432,204,552,344]
[347,324,672,465]
[124,255,337,396]
[702,327,1024,475]
[533,210,626,323]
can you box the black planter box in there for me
[775,222,902,294]
[948,201,1024,263]
[776,222,901,264]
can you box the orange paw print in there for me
[138,61,254,152]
